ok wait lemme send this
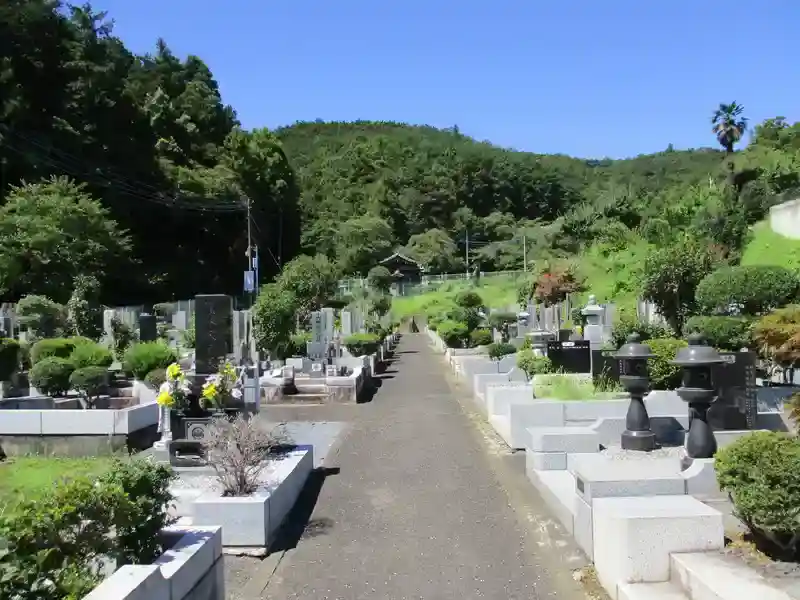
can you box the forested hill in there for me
[274,120,729,274]
[3,2,796,307]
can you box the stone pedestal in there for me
[527,330,555,356]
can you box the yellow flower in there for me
[202,382,218,400]
[166,363,182,381]
[157,391,175,407]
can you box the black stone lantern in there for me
[613,333,656,451]
[672,333,724,459]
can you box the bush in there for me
[16,294,68,338]
[69,366,108,407]
[469,328,493,347]
[342,333,381,356]
[29,357,75,396]
[204,415,291,496]
[610,316,674,348]
[289,332,311,357]
[0,459,175,598]
[144,368,167,389]
[696,265,800,316]
[684,315,753,351]
[752,305,800,366]
[69,341,114,369]
[517,349,553,379]
[437,320,469,348]
[18,341,31,371]
[487,342,516,361]
[455,290,484,310]
[30,337,89,365]
[111,317,137,360]
[446,306,482,331]
[0,338,20,381]
[122,342,177,380]
[715,432,800,557]
[647,337,688,390]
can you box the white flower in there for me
[231,388,243,399]
[159,382,171,394]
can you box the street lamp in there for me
[672,333,724,459]
[613,333,656,452]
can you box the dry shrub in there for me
[203,415,292,496]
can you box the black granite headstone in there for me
[195,294,233,375]
[558,329,573,342]
[709,351,758,430]
[138,313,157,342]
[547,340,591,373]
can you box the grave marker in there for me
[710,351,758,429]
[138,313,157,342]
[547,340,591,374]
[195,294,233,375]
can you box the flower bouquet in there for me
[201,361,243,414]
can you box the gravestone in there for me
[325,364,338,377]
[138,313,157,342]
[172,310,188,331]
[311,362,324,378]
[310,311,324,343]
[341,311,353,336]
[710,351,758,429]
[581,295,606,349]
[194,294,233,375]
[103,309,115,340]
[322,307,335,342]
[547,340,591,373]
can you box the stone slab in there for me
[573,454,685,503]
[593,496,723,597]
[527,426,601,453]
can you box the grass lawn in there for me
[741,220,800,271]
[392,277,520,320]
[0,456,116,515]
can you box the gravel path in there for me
[252,334,588,600]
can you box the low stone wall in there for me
[84,525,224,600]
[0,402,159,456]
[769,196,800,239]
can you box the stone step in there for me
[671,552,793,600]
[619,582,688,600]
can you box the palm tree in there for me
[712,102,748,153]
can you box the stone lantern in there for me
[613,333,656,451]
[672,333,724,459]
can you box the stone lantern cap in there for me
[612,333,655,360]
[672,333,724,366]
[581,294,603,315]
[517,311,530,319]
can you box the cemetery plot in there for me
[546,340,591,374]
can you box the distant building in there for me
[379,252,423,288]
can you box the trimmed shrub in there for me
[696,265,800,316]
[715,432,800,557]
[487,342,516,361]
[16,294,68,338]
[29,356,74,396]
[144,368,167,389]
[0,338,20,381]
[69,341,114,370]
[611,316,673,348]
[122,342,177,380]
[752,305,800,366]
[342,333,381,357]
[30,337,87,365]
[437,320,469,348]
[684,315,753,351]
[517,349,552,379]
[647,338,688,390]
[455,290,484,310]
[446,306,482,331]
[69,366,108,407]
[469,328,493,347]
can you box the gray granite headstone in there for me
[311,311,324,343]
[138,313,157,342]
[341,311,353,336]
[322,307,335,342]
[195,294,233,375]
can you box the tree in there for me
[276,254,338,319]
[712,102,748,153]
[366,266,394,294]
[252,284,297,359]
[0,177,131,303]
[334,215,394,276]
[641,239,721,335]
[404,229,462,273]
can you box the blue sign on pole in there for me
[243,270,255,293]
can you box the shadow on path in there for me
[269,466,341,553]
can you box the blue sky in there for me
[94,0,797,159]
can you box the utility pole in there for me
[244,196,257,308]
[523,234,527,272]
[465,229,470,278]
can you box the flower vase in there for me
[154,404,173,449]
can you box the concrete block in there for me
[593,496,723,597]
[563,399,628,423]
[618,582,688,600]
[671,552,792,600]
[41,409,112,435]
[0,410,42,434]
[682,458,721,497]
[567,452,598,474]
[485,383,533,418]
[527,450,567,471]
[193,493,269,547]
[509,402,565,448]
[573,454,685,503]
[84,565,169,600]
[155,526,222,600]
[527,426,601,453]
[525,465,576,533]
[574,494,593,558]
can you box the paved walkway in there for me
[257,334,587,600]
